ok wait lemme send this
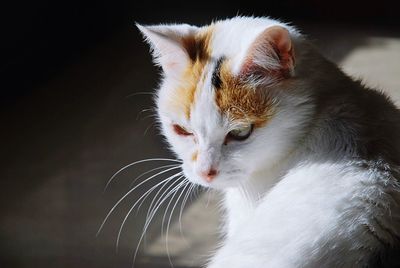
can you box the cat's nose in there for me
[200,168,218,182]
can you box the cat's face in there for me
[138,18,310,189]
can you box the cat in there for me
[137,16,400,267]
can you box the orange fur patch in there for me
[191,151,198,162]
[215,62,275,128]
[170,26,214,119]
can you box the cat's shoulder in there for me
[273,159,400,200]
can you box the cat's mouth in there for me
[185,169,245,189]
[181,161,246,189]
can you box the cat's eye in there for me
[173,124,193,136]
[226,124,254,143]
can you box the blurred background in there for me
[1,1,399,267]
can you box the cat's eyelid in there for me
[172,123,193,136]
[225,124,254,144]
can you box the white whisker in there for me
[129,164,180,188]
[115,171,183,250]
[144,176,183,222]
[142,113,158,120]
[97,165,182,236]
[126,92,155,98]
[132,176,185,265]
[205,187,212,208]
[165,180,190,267]
[104,158,182,191]
[142,178,184,240]
[143,122,156,136]
[160,180,187,236]
[135,107,156,120]
[178,182,194,241]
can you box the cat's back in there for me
[357,86,400,165]
[310,74,400,167]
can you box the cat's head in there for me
[138,17,313,189]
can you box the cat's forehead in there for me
[159,22,276,128]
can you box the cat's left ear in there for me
[136,23,199,78]
[239,25,295,81]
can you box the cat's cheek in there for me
[181,164,209,187]
[163,128,195,160]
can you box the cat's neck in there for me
[250,153,297,199]
[223,148,300,237]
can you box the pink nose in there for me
[200,168,218,182]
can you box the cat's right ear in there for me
[136,23,199,78]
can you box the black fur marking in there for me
[212,57,224,89]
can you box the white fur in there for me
[210,161,400,267]
[138,17,400,267]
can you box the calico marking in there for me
[191,151,198,162]
[175,26,215,119]
[211,57,225,89]
[215,62,275,128]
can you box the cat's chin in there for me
[186,174,245,190]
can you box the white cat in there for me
[137,17,400,267]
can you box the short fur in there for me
[138,17,400,267]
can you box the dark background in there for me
[1,0,398,101]
[1,1,399,267]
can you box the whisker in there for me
[149,179,187,266]
[136,177,185,250]
[141,178,184,241]
[149,180,186,235]
[165,180,190,267]
[129,164,180,188]
[97,165,182,236]
[104,158,182,191]
[178,182,194,240]
[142,113,158,120]
[126,92,155,98]
[161,179,188,236]
[205,187,212,208]
[142,179,184,245]
[142,174,180,219]
[115,172,183,250]
[136,108,156,120]
[193,184,201,200]
[143,122,156,136]
[132,175,185,266]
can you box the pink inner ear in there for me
[267,26,292,55]
[240,25,295,80]
[266,26,295,71]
